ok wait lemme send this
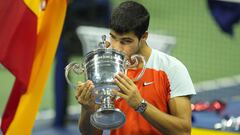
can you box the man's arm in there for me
[75,80,103,135]
[79,106,103,135]
[141,96,192,135]
[113,72,193,135]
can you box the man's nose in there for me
[111,42,123,51]
[105,41,111,48]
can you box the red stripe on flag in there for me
[1,81,25,133]
[0,0,37,133]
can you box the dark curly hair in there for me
[110,1,150,39]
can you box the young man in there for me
[75,1,196,135]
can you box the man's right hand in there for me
[75,80,96,112]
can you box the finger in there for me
[118,72,134,85]
[114,78,129,94]
[79,81,91,99]
[115,74,132,90]
[77,96,86,105]
[112,89,128,100]
[77,81,85,90]
[75,80,90,97]
[84,84,95,99]
[75,81,85,99]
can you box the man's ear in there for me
[141,31,148,41]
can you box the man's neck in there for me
[137,41,152,62]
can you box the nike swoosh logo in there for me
[143,82,153,86]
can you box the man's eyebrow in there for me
[110,33,133,41]
[122,37,133,41]
[110,33,115,38]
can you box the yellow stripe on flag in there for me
[23,0,49,32]
[192,128,240,135]
[6,0,67,135]
[24,0,41,16]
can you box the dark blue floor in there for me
[33,124,80,135]
[192,100,240,129]
[32,117,110,135]
[191,84,240,132]
[33,124,110,135]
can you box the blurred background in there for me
[1,0,240,134]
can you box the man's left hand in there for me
[112,72,143,109]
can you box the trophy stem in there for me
[90,88,126,129]
[101,95,115,110]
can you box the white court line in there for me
[194,74,240,93]
[217,0,240,3]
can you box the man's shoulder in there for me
[147,49,183,70]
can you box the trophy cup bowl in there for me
[65,37,146,129]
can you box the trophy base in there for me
[90,108,125,129]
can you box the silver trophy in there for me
[65,35,146,129]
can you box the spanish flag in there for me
[0,0,67,134]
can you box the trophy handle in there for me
[124,54,146,82]
[65,62,84,89]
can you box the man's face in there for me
[109,30,140,57]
